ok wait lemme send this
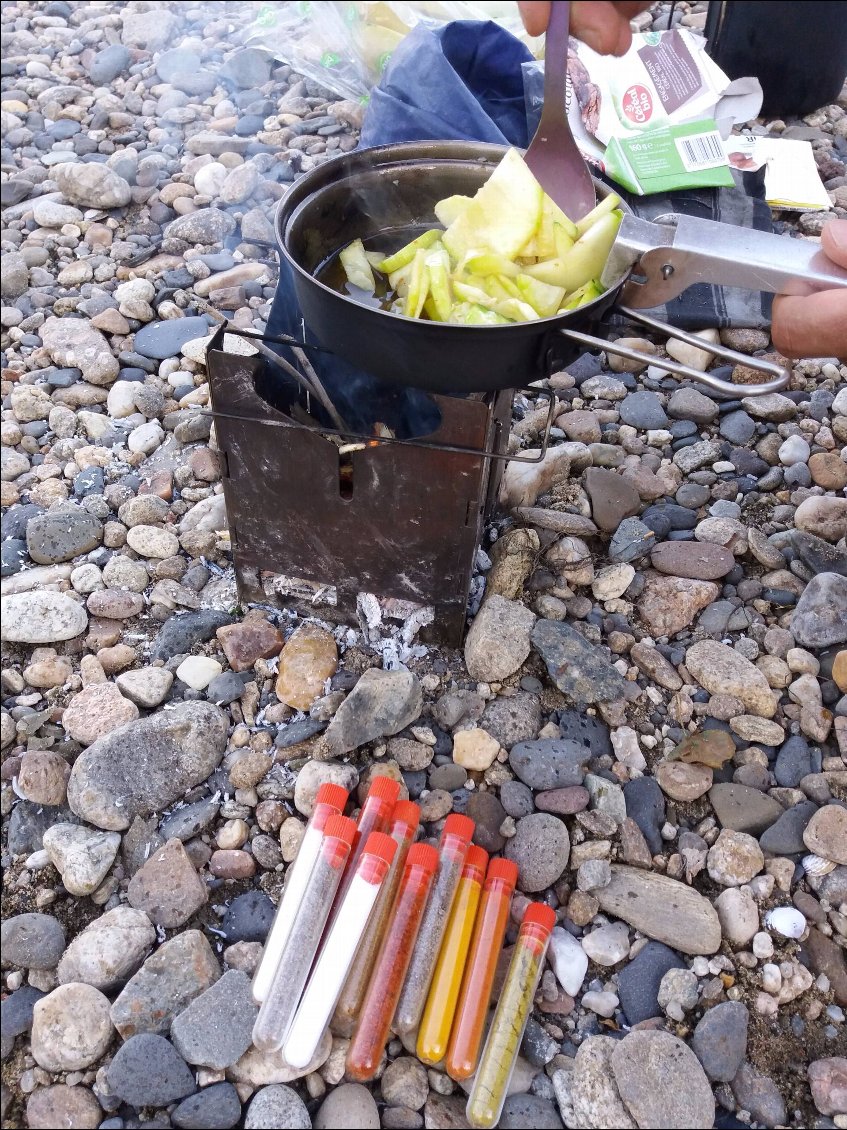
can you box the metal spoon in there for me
[524,0,597,220]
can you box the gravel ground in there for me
[2,2,846,1129]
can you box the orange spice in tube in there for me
[251,782,348,1004]
[346,842,439,1082]
[466,902,557,1129]
[417,844,488,1066]
[446,857,518,1081]
[332,800,421,1037]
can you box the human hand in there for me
[517,1,653,55]
[771,220,847,362]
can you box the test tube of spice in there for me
[446,857,519,1081]
[332,800,421,1037]
[466,902,557,1129]
[393,813,475,1035]
[252,814,357,1052]
[417,844,488,1066]
[283,831,397,1070]
[346,842,439,1082]
[325,776,400,931]
[251,782,349,1004]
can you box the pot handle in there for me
[558,306,791,397]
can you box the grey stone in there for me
[159,796,221,841]
[611,1031,714,1129]
[167,209,237,245]
[219,47,275,88]
[2,591,88,644]
[245,1085,311,1129]
[323,668,422,756]
[791,531,847,577]
[619,390,670,429]
[594,866,721,954]
[153,609,234,660]
[480,692,542,749]
[500,1094,563,1129]
[531,620,628,704]
[758,800,819,855]
[1,913,65,970]
[691,1001,748,1081]
[107,1033,197,1108]
[569,1036,636,1129]
[730,1062,786,1128]
[1,252,28,299]
[719,410,756,444]
[1,986,44,1049]
[53,162,131,209]
[133,317,211,360]
[464,595,536,682]
[220,890,275,943]
[67,701,228,830]
[25,507,103,564]
[668,387,718,423]
[89,44,131,84]
[709,783,784,835]
[608,517,655,561]
[790,572,847,648]
[623,776,666,854]
[617,941,685,1025]
[774,735,812,787]
[314,1084,378,1130]
[509,739,589,790]
[505,812,569,892]
[6,802,78,855]
[173,1082,242,1129]
[171,970,257,1069]
[584,467,641,532]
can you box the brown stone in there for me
[803,804,847,866]
[671,729,735,768]
[97,643,137,674]
[655,760,713,802]
[209,849,256,879]
[275,623,338,710]
[127,838,207,928]
[17,750,70,806]
[650,541,735,581]
[27,1085,102,1130]
[833,650,847,693]
[583,467,641,533]
[619,817,653,868]
[217,618,285,672]
[62,683,139,745]
[808,452,847,490]
[804,928,847,1006]
[139,470,174,499]
[86,617,122,650]
[566,890,599,926]
[87,589,144,619]
[638,574,719,637]
[536,786,590,814]
[229,749,272,790]
[23,654,73,689]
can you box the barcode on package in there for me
[674,130,726,172]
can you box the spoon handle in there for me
[539,1,571,125]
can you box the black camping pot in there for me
[275,141,846,397]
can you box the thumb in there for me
[821,219,847,268]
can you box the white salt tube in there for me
[283,832,396,1069]
[251,784,348,1004]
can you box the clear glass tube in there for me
[252,814,356,1052]
[252,782,348,1004]
[325,775,399,934]
[466,903,557,1129]
[446,858,518,1081]
[393,813,475,1035]
[346,842,439,1082]
[332,800,421,1037]
[417,844,488,1066]
[283,831,396,1069]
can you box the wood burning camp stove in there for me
[206,325,552,646]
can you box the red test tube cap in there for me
[315,783,349,811]
[366,776,402,804]
[487,858,519,888]
[443,814,474,843]
[466,845,489,872]
[392,800,421,830]
[362,831,397,865]
[324,814,358,845]
[407,842,439,874]
[523,903,557,932]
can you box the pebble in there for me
[685,640,775,717]
[62,682,139,744]
[57,906,154,991]
[531,619,628,704]
[116,666,174,708]
[244,1085,311,1129]
[31,983,113,1072]
[707,829,765,886]
[177,655,224,690]
[1,591,88,644]
[127,838,208,928]
[1,913,65,970]
[464,594,536,682]
[26,1085,102,1130]
[655,760,713,801]
[618,941,685,1024]
[791,571,847,649]
[549,927,589,995]
[322,668,421,757]
[172,1082,243,1129]
[691,1000,749,1081]
[612,1030,715,1128]
[509,738,588,790]
[107,1033,197,1108]
[505,813,570,892]
[730,1061,786,1128]
[452,728,500,770]
[650,540,734,580]
[171,970,257,1069]
[581,921,630,966]
[803,804,847,865]
[584,466,641,532]
[42,823,121,896]
[595,866,721,954]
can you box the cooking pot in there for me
[276,141,846,397]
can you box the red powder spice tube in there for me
[332,800,421,1037]
[326,775,400,933]
[417,844,489,1066]
[446,857,519,1081]
[252,814,357,1052]
[346,842,439,1082]
[393,813,475,1035]
[252,782,348,1004]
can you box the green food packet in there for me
[603,118,734,196]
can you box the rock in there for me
[381,1056,429,1109]
[509,738,589,790]
[808,452,847,490]
[569,1036,637,1129]
[592,562,635,600]
[133,316,211,359]
[619,390,669,428]
[709,783,783,835]
[707,828,764,885]
[500,1095,563,1130]
[714,887,759,946]
[276,624,338,710]
[229,1031,331,1086]
[67,701,228,830]
[1,251,28,299]
[26,508,102,565]
[486,527,541,599]
[171,970,257,1069]
[245,1085,311,1129]
[731,1062,786,1128]
[167,208,237,244]
[808,1057,847,1117]
[584,467,641,532]
[505,813,569,892]
[759,800,818,855]
[107,1033,197,1108]
[741,392,796,421]
[581,921,630,966]
[594,865,721,954]
[617,942,685,1025]
[127,838,207,928]
[26,1085,102,1130]
[549,927,589,995]
[655,760,712,801]
[791,572,847,649]
[322,668,421,756]
[1,913,65,970]
[792,530,847,578]
[730,715,784,745]
[110,930,220,1038]
[294,761,359,817]
[153,609,234,660]
[1,591,87,643]
[584,773,627,823]
[667,386,718,423]
[62,682,139,744]
[804,928,847,1006]
[691,1001,748,1082]
[176,655,223,691]
[43,823,120,896]
[611,1030,714,1129]
[650,540,734,580]
[500,444,577,509]
[638,574,719,636]
[794,496,847,542]
[803,804,847,865]
[218,619,284,672]
[465,595,536,681]
[56,906,153,994]
[531,620,628,705]
[40,315,119,386]
[685,640,775,717]
[127,523,180,558]
[116,666,174,708]
[31,983,113,1072]
[452,728,500,771]
[608,516,656,562]
[89,42,131,83]
[314,1083,378,1129]
[173,1082,243,1129]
